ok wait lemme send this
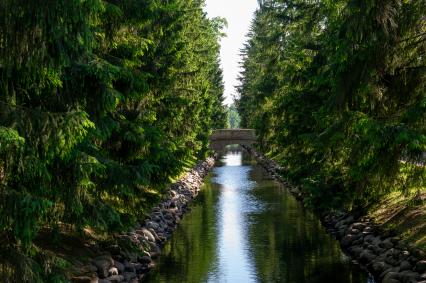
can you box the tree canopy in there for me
[238,0,425,210]
[0,0,226,281]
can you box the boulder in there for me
[341,234,356,247]
[114,261,125,274]
[139,255,152,264]
[124,261,135,273]
[370,261,391,275]
[92,255,114,279]
[123,272,137,282]
[382,271,400,282]
[352,222,366,230]
[105,275,124,283]
[108,267,118,276]
[399,270,420,283]
[381,268,401,280]
[380,238,394,249]
[416,261,426,273]
[139,228,156,243]
[359,250,376,264]
[146,221,160,230]
[399,260,412,272]
[71,276,98,283]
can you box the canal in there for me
[145,149,374,283]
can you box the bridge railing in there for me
[210,129,256,141]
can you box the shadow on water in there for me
[145,148,374,283]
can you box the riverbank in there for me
[241,145,426,283]
[70,157,216,283]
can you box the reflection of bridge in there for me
[210,129,257,151]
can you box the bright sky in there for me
[204,0,258,106]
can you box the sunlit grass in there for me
[368,185,426,249]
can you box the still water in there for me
[145,150,373,283]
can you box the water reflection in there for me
[209,152,257,282]
[145,151,372,283]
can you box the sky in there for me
[204,0,258,106]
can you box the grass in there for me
[367,187,426,250]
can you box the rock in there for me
[123,272,137,282]
[139,228,156,243]
[336,227,347,239]
[146,220,160,230]
[134,262,149,273]
[382,271,400,282]
[381,268,401,280]
[399,260,412,271]
[341,234,356,247]
[124,261,135,273]
[139,255,151,264]
[114,261,125,274]
[413,249,425,259]
[348,245,363,258]
[364,226,373,233]
[352,222,366,230]
[92,255,114,279]
[148,241,161,258]
[372,245,385,255]
[71,276,99,283]
[105,275,124,283]
[385,256,400,267]
[416,261,426,273]
[359,250,376,264]
[364,234,375,243]
[399,270,419,283]
[380,238,394,249]
[370,261,391,274]
[399,250,410,260]
[148,228,161,242]
[108,267,118,276]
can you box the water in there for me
[145,150,373,283]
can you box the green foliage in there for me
[0,0,226,279]
[226,104,241,129]
[237,0,425,211]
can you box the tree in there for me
[0,0,226,280]
[227,105,241,129]
[237,0,425,211]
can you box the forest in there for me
[238,0,425,211]
[0,0,425,281]
[0,0,226,281]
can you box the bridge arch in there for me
[209,129,257,152]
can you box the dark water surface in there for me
[145,150,374,283]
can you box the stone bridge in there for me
[210,129,257,152]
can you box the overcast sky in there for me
[204,0,258,106]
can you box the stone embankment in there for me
[241,145,426,283]
[71,157,215,283]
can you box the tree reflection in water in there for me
[145,150,374,283]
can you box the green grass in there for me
[368,187,426,250]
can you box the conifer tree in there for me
[238,0,425,210]
[0,0,226,280]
